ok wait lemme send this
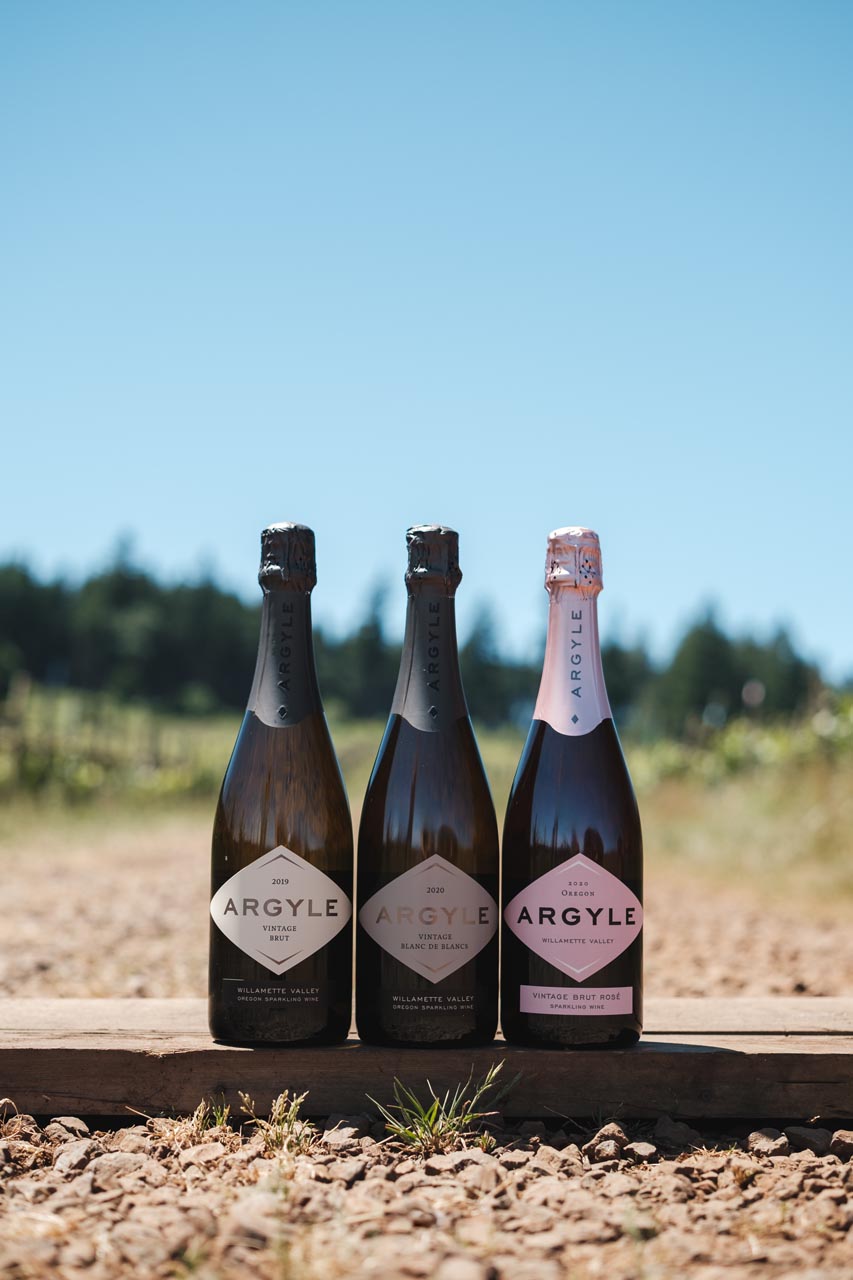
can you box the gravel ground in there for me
[2,1109,853,1279]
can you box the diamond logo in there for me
[210,846,351,975]
[504,854,642,979]
[359,854,497,984]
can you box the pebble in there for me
[327,1157,367,1185]
[785,1126,832,1156]
[624,1141,658,1164]
[51,1116,90,1137]
[653,1116,703,1149]
[433,1257,491,1280]
[748,1128,791,1157]
[54,1139,98,1175]
[830,1130,853,1161]
[178,1141,227,1167]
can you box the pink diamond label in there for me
[504,854,642,980]
[359,854,497,984]
[210,846,351,976]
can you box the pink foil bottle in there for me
[501,528,643,1048]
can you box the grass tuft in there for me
[367,1061,516,1156]
[239,1090,317,1156]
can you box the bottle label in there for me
[534,597,611,736]
[210,846,352,975]
[504,853,642,981]
[359,854,497,983]
[519,985,633,1015]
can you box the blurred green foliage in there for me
[0,555,829,734]
[2,676,850,809]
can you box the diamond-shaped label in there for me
[210,846,351,975]
[504,854,642,979]
[359,854,497,984]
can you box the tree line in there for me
[0,558,824,737]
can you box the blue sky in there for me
[1,1,851,676]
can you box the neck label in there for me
[391,595,467,733]
[534,596,611,736]
[250,595,317,728]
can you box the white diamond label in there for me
[210,846,351,975]
[359,854,497,984]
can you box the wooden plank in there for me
[2,997,852,1041]
[1,999,852,1120]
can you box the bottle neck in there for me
[533,589,612,736]
[248,590,321,728]
[391,585,468,732]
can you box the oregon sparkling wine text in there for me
[209,523,353,1045]
[356,525,499,1047]
[501,527,643,1049]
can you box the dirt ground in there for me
[1,808,851,1000]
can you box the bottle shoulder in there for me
[359,714,498,851]
[504,719,641,860]
[214,712,352,863]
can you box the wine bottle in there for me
[356,525,499,1047]
[501,527,643,1049]
[209,523,353,1045]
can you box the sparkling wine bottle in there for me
[356,525,499,1047]
[501,527,643,1048]
[209,523,353,1045]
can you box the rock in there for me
[54,1139,98,1175]
[60,1237,97,1267]
[323,1113,371,1147]
[0,1140,11,1165]
[624,1142,658,1164]
[433,1258,492,1280]
[43,1122,75,1144]
[653,1116,702,1149]
[224,1191,283,1245]
[90,1151,167,1190]
[498,1150,530,1170]
[599,1172,637,1197]
[830,1130,853,1161]
[112,1127,152,1154]
[748,1128,790,1157]
[592,1140,623,1163]
[458,1161,502,1193]
[51,1116,89,1137]
[178,1141,227,1167]
[562,1218,621,1244]
[327,1157,367,1185]
[586,1123,628,1151]
[425,1149,492,1175]
[112,1216,192,1267]
[784,1125,832,1155]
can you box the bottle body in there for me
[209,527,353,1045]
[356,528,499,1047]
[501,529,643,1049]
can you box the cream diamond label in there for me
[210,846,351,975]
[359,854,497,983]
[504,853,642,980]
